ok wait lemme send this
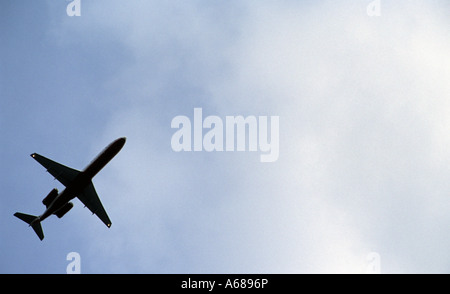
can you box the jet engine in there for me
[42,188,58,207]
[55,202,74,218]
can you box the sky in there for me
[1,0,449,273]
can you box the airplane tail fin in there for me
[14,212,44,241]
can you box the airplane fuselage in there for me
[35,137,126,223]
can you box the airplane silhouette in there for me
[14,137,126,240]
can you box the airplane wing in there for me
[31,153,80,187]
[77,181,112,228]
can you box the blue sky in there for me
[1,0,450,273]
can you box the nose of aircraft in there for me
[118,137,126,147]
[107,137,126,155]
[116,137,127,150]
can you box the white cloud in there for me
[205,0,450,273]
[53,0,450,273]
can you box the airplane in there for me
[14,137,126,240]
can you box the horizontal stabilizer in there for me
[14,212,44,241]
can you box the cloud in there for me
[46,0,450,273]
